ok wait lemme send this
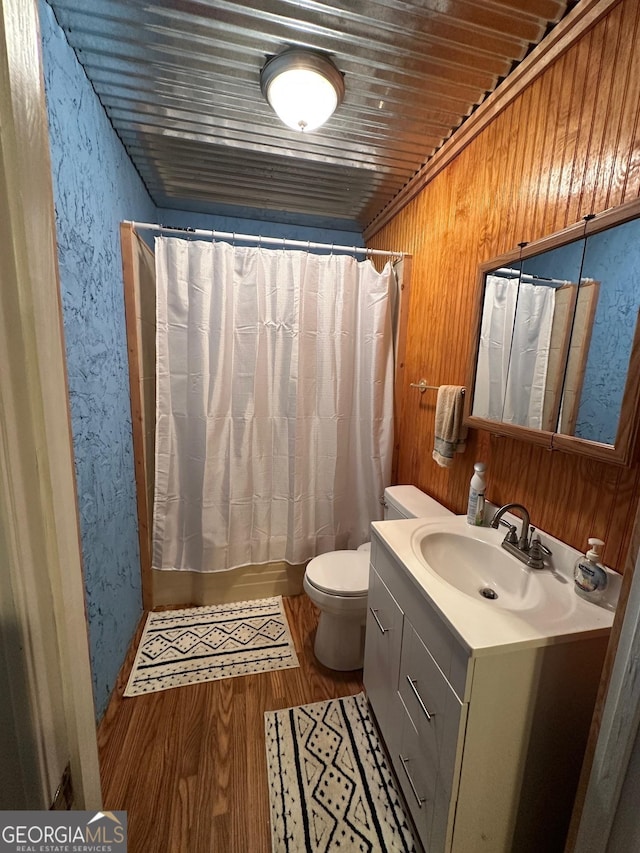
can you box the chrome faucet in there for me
[490,504,552,569]
[490,503,531,552]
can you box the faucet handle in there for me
[527,535,553,569]
[497,519,518,545]
[536,539,552,557]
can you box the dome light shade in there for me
[260,49,345,132]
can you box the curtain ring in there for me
[233,232,236,246]
[258,234,262,248]
[330,243,334,256]
[282,236,286,252]
[307,240,311,253]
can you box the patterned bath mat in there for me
[124,596,299,696]
[265,692,418,853]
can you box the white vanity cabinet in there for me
[364,530,609,853]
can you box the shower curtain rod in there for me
[495,267,570,287]
[127,220,406,259]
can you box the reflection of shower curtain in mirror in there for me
[503,282,555,428]
[474,276,518,421]
[153,238,395,573]
[476,275,555,428]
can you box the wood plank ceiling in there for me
[47,0,570,228]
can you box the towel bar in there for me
[410,379,465,395]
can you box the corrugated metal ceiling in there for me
[47,0,570,229]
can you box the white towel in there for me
[432,385,467,468]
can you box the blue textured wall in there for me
[523,221,640,444]
[157,198,363,235]
[40,0,153,719]
[522,238,585,282]
[575,218,640,444]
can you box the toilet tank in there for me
[384,485,454,520]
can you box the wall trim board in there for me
[363,0,623,241]
[392,256,412,485]
[121,222,155,610]
[152,563,306,608]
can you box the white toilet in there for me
[303,485,454,670]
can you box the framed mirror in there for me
[465,197,640,465]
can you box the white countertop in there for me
[371,514,619,656]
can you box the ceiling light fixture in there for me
[260,48,345,133]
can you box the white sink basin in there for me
[409,521,576,619]
[416,530,541,610]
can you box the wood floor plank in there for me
[98,594,364,852]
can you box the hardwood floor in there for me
[97,594,365,852]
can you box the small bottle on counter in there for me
[466,462,486,526]
[574,538,608,601]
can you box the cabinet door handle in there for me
[406,676,434,722]
[399,755,426,807]
[369,607,388,634]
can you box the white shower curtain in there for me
[474,275,555,428]
[153,238,395,573]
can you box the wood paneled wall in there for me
[368,0,640,573]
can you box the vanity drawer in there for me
[399,620,464,800]
[395,703,437,847]
[409,605,469,703]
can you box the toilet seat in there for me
[305,550,369,597]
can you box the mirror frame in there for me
[464,196,640,466]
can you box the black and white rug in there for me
[265,692,418,853]
[124,596,299,696]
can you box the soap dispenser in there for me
[574,538,608,601]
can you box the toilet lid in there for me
[306,551,370,597]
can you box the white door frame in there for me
[0,0,101,808]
